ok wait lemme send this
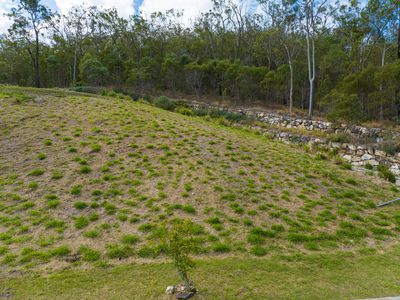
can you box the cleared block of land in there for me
[0,87,399,274]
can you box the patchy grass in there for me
[0,86,399,275]
[2,245,400,299]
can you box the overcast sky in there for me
[0,0,261,34]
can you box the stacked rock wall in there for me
[187,101,400,179]
[189,102,384,141]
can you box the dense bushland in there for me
[0,0,399,121]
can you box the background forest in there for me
[0,0,399,121]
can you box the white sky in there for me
[0,0,259,34]
[0,0,13,34]
[140,0,214,24]
[53,0,134,19]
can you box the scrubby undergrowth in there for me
[0,87,399,273]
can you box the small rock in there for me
[174,284,197,299]
[348,144,357,151]
[361,153,374,161]
[368,159,379,166]
[331,142,341,148]
[390,164,400,175]
[343,155,352,161]
[166,286,176,295]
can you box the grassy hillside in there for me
[0,86,399,275]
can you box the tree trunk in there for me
[73,43,78,85]
[379,46,387,121]
[306,33,315,120]
[288,61,294,114]
[397,20,400,59]
[34,31,41,88]
[284,44,294,115]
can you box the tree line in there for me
[0,0,399,121]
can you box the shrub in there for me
[175,106,194,116]
[208,109,246,123]
[341,162,352,170]
[327,133,351,143]
[365,163,374,170]
[324,91,363,123]
[163,219,198,287]
[70,86,108,94]
[12,92,33,104]
[377,164,396,183]
[153,96,176,111]
[380,133,400,155]
[381,142,400,156]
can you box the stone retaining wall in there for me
[189,102,384,141]
[186,101,400,180]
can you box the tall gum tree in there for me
[259,0,301,114]
[298,0,330,119]
[7,0,54,88]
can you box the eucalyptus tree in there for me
[362,0,399,119]
[259,0,301,113]
[299,0,331,119]
[7,0,55,87]
[362,0,398,67]
[334,0,366,68]
[57,6,90,85]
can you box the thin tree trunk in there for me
[397,20,400,59]
[289,62,293,114]
[306,32,315,120]
[379,46,387,120]
[284,44,294,114]
[73,43,78,85]
[35,32,41,88]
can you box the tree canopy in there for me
[1,0,399,121]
